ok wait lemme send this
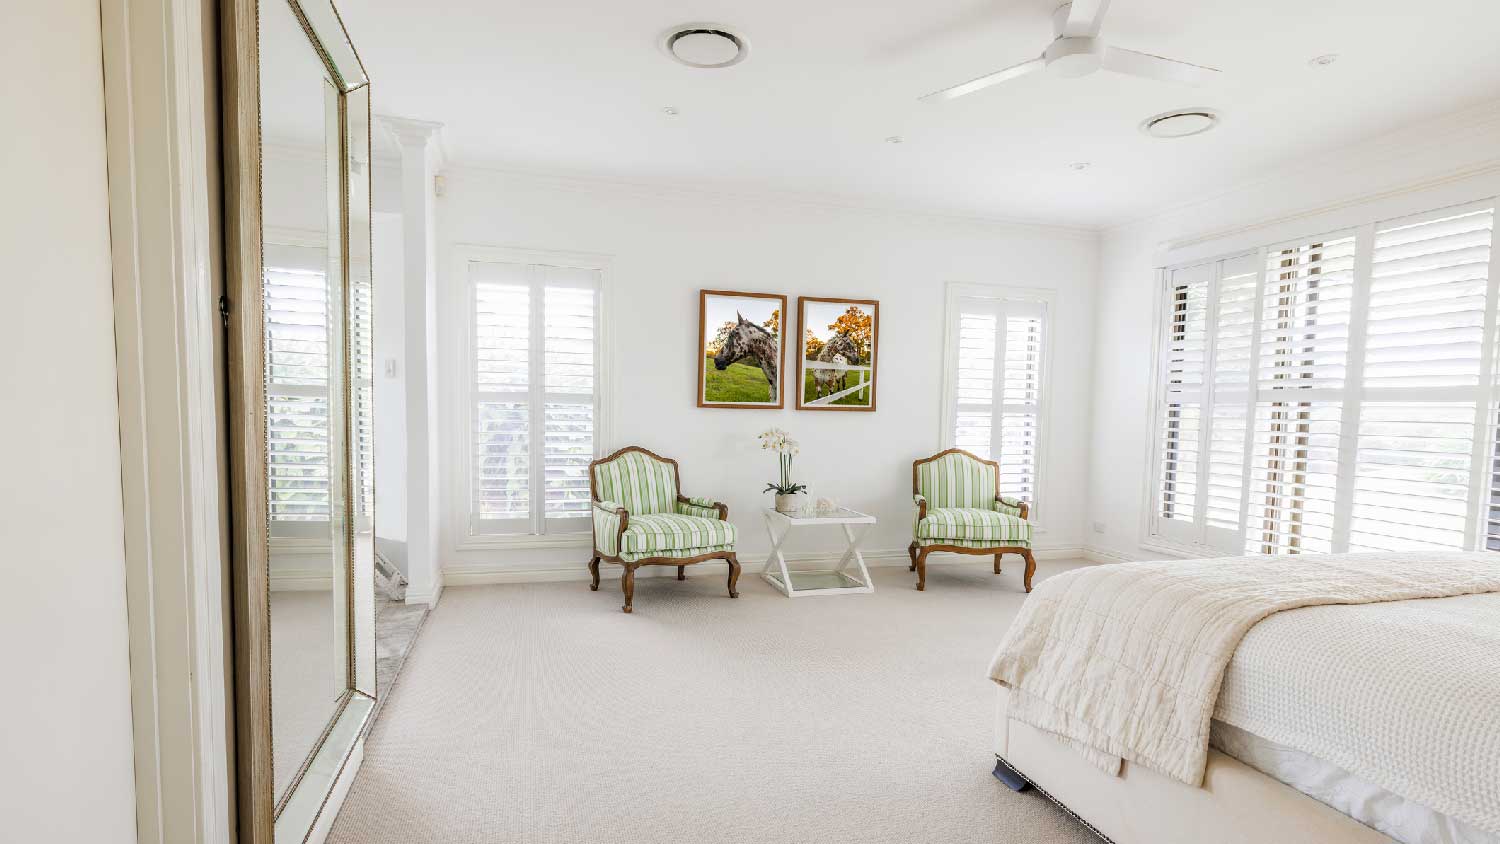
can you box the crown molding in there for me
[1109,97,1500,238]
[439,159,1102,241]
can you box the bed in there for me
[987,553,1500,844]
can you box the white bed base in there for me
[993,688,1394,844]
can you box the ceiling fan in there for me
[920,0,1220,102]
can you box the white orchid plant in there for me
[758,427,806,496]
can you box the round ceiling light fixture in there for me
[661,24,748,69]
[1140,108,1221,139]
[1308,53,1339,67]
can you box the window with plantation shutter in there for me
[943,290,1049,514]
[469,258,601,536]
[265,248,332,523]
[1149,199,1500,557]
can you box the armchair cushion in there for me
[915,451,997,510]
[619,513,737,558]
[917,507,1031,546]
[593,450,678,515]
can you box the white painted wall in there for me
[373,212,408,550]
[0,2,139,841]
[435,169,1100,576]
[1086,102,1500,561]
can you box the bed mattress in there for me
[1210,720,1499,844]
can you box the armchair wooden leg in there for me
[588,556,601,591]
[1021,550,1036,593]
[726,553,741,599]
[908,541,918,572]
[677,565,686,581]
[993,553,1003,575]
[621,564,637,613]
[915,547,931,591]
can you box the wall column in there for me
[378,116,445,605]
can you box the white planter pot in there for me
[775,493,802,514]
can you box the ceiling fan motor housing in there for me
[1044,36,1103,77]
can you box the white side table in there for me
[761,507,877,597]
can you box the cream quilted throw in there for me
[987,552,1500,787]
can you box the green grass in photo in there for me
[703,356,773,403]
[802,366,870,406]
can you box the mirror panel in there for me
[260,0,349,806]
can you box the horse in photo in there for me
[714,312,780,401]
[812,333,859,399]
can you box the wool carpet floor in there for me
[327,559,1100,844]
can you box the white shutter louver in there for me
[953,312,998,458]
[998,314,1041,502]
[351,272,375,522]
[1205,257,1257,532]
[542,281,595,521]
[1157,264,1208,524]
[473,279,530,524]
[265,265,331,521]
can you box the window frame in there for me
[1143,197,1500,557]
[449,244,613,550]
[938,283,1055,525]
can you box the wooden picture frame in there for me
[697,289,788,409]
[796,296,879,411]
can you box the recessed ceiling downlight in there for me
[662,24,748,69]
[1141,108,1220,139]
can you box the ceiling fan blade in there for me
[918,56,1045,102]
[1061,0,1111,37]
[1102,46,1220,85]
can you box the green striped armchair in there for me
[588,446,740,613]
[909,448,1035,592]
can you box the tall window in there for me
[265,244,333,524]
[944,290,1049,507]
[1151,200,1497,555]
[469,258,600,536]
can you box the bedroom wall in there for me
[1085,101,1500,562]
[434,167,1101,579]
[0,2,139,841]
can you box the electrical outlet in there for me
[1091,520,1106,534]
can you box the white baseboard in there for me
[405,569,445,607]
[442,545,1091,587]
[305,737,363,844]
[1081,545,1143,564]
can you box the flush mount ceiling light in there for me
[1140,108,1220,139]
[885,135,904,144]
[661,24,748,69]
[1309,53,1339,67]
[1068,161,1092,171]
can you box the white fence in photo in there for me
[804,359,872,405]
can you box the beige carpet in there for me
[328,559,1100,844]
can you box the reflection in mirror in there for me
[260,0,347,805]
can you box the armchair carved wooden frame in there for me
[908,448,1036,593]
[587,446,741,613]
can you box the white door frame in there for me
[100,0,233,841]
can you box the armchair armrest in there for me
[676,494,728,521]
[592,500,628,557]
[995,495,1029,520]
[913,493,927,522]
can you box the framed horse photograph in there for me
[796,296,879,412]
[698,289,788,409]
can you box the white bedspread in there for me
[1215,592,1500,837]
[986,552,1500,823]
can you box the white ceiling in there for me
[333,0,1500,228]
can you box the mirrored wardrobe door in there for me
[224,1,374,843]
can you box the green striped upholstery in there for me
[619,514,737,560]
[917,508,1031,545]
[593,450,678,515]
[916,452,996,510]
[915,536,1027,550]
[675,496,720,519]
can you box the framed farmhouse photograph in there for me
[698,289,788,409]
[796,296,878,411]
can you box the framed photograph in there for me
[698,289,788,409]
[796,296,879,411]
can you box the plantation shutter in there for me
[1353,205,1494,552]
[1154,262,1209,543]
[471,258,600,536]
[265,251,332,523]
[1244,234,1356,554]
[947,296,1046,509]
[351,268,375,527]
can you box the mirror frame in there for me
[223,2,374,842]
